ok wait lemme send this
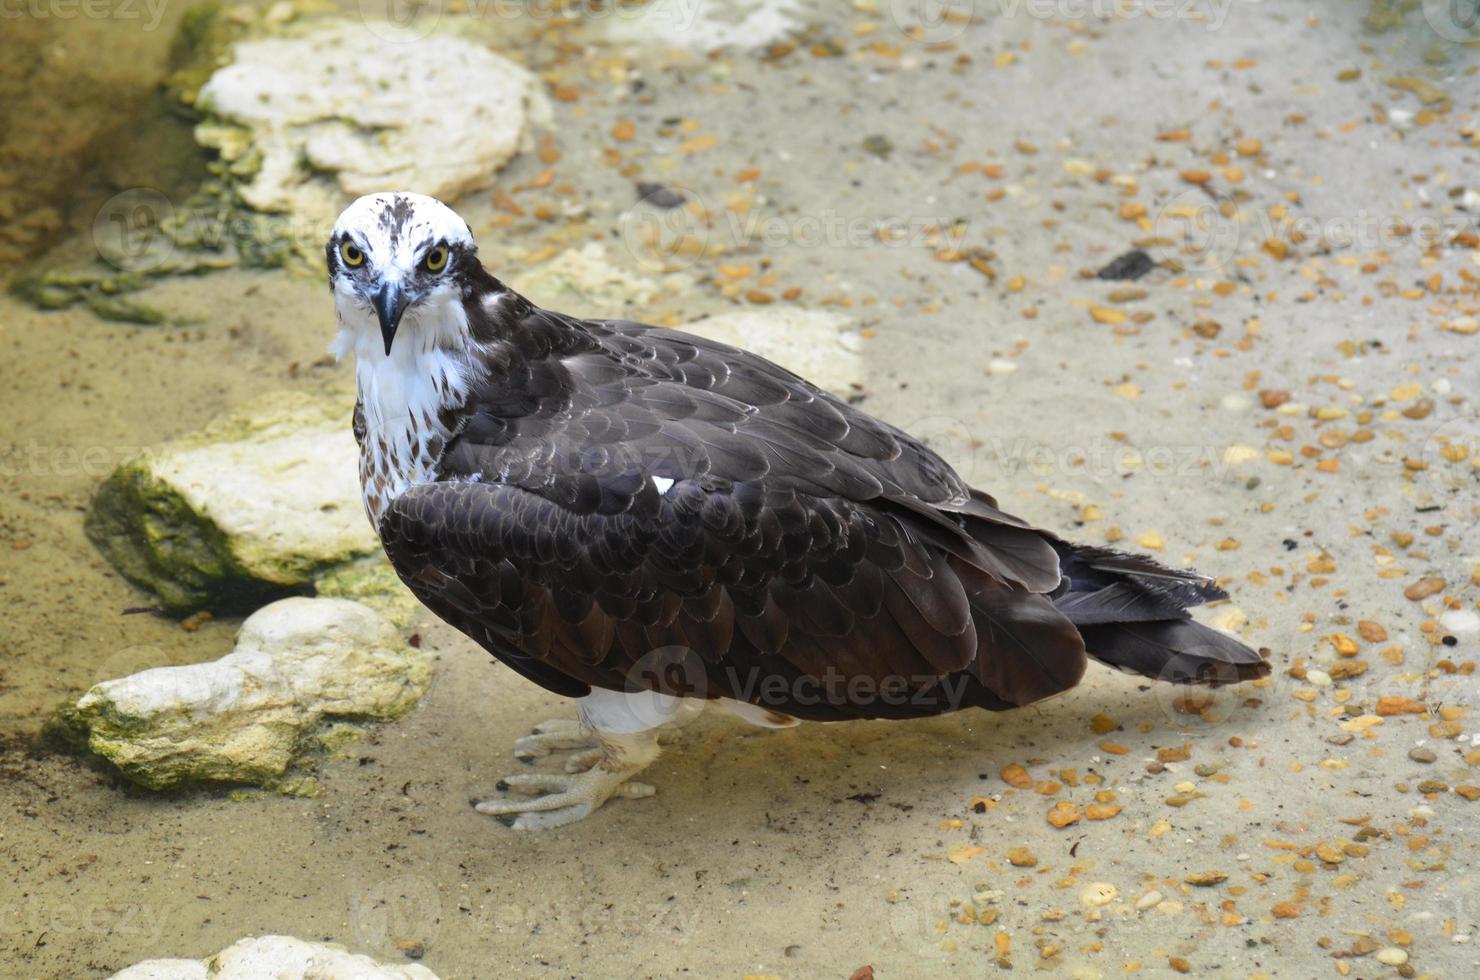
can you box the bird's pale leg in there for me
[513,719,597,762]
[475,728,661,831]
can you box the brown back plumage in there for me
[374,276,1266,721]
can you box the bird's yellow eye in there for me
[339,241,365,267]
[424,245,449,273]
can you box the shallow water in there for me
[3,2,1478,977]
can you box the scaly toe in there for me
[563,748,604,773]
[493,773,572,796]
[474,770,657,829]
[513,720,596,761]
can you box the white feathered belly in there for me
[354,347,469,528]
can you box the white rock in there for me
[1374,947,1409,966]
[196,24,543,223]
[112,936,440,979]
[606,0,802,51]
[1222,444,1260,465]
[86,390,374,612]
[1440,608,1479,634]
[53,598,432,790]
[682,307,864,395]
[516,243,665,318]
[111,960,207,980]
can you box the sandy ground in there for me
[2,2,1478,977]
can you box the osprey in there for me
[327,192,1269,830]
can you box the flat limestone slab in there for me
[51,597,431,791]
[111,935,440,979]
[682,306,865,397]
[606,0,802,51]
[86,389,373,612]
[195,23,544,225]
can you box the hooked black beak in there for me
[373,283,410,355]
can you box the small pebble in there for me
[1408,747,1437,764]
[1136,890,1163,911]
[1006,847,1037,867]
[1080,882,1118,906]
[1440,609,1479,634]
[1375,947,1409,966]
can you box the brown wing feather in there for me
[372,292,1098,718]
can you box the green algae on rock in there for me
[50,598,432,791]
[85,390,376,614]
[313,558,422,629]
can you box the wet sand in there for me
[2,2,1477,977]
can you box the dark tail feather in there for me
[1077,620,1269,686]
[1049,542,1270,686]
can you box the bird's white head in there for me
[327,192,479,359]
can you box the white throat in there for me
[334,293,479,526]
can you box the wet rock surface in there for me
[110,935,441,980]
[85,390,373,613]
[50,597,432,791]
